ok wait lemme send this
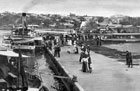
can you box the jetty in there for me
[47,45,140,91]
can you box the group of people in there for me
[43,33,83,58]
[67,43,92,73]
[126,51,133,68]
[42,34,61,57]
[79,44,92,73]
[43,32,135,73]
[65,34,92,73]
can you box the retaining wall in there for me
[44,47,84,91]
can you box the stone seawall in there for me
[44,48,84,91]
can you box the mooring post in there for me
[72,75,78,82]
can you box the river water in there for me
[104,43,140,55]
[0,30,57,91]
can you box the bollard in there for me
[72,75,78,82]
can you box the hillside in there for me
[1,12,140,30]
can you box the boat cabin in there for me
[12,39,35,51]
[12,37,44,52]
[11,27,36,39]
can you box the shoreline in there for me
[81,40,140,63]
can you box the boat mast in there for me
[17,46,21,89]
[17,45,28,90]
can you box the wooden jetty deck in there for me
[53,46,140,91]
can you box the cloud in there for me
[1,0,140,16]
[23,0,66,12]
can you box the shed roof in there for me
[0,50,28,57]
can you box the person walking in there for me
[48,40,52,50]
[81,57,88,72]
[128,52,133,68]
[126,51,129,65]
[81,51,92,72]
[79,51,87,63]
[53,39,57,46]
[54,44,61,57]
[80,52,88,72]
[95,36,99,46]
[88,54,92,73]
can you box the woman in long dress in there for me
[81,56,89,72]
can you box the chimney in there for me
[22,13,27,29]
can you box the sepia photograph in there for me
[0,0,140,91]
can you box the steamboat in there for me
[2,13,44,52]
[101,33,140,43]
[0,13,48,91]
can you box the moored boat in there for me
[101,33,140,43]
[2,13,44,52]
[0,50,49,91]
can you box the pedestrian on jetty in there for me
[88,54,92,73]
[96,36,102,46]
[86,45,90,54]
[54,39,57,46]
[48,40,52,50]
[81,54,89,72]
[128,52,133,68]
[60,34,64,46]
[54,43,61,57]
[74,45,79,54]
[79,51,87,63]
[81,52,92,73]
[126,51,129,65]
[99,37,102,46]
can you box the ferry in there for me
[2,13,44,52]
[3,13,36,41]
[101,33,140,43]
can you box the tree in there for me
[83,19,98,33]
[97,17,104,23]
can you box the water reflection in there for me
[21,50,58,91]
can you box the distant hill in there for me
[1,12,140,30]
[0,12,83,29]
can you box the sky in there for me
[0,0,140,17]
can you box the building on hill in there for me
[63,23,74,28]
